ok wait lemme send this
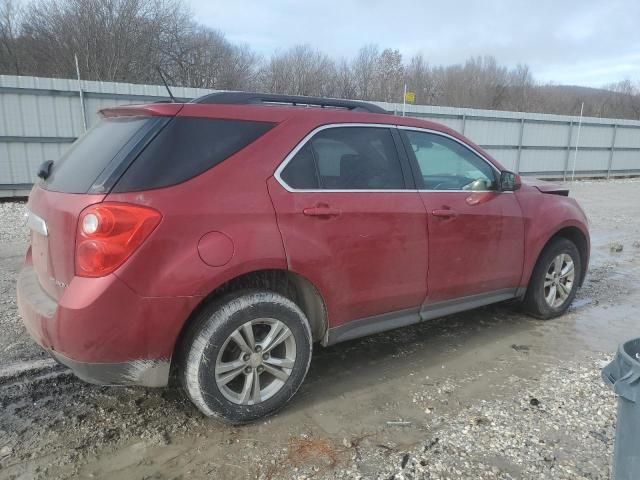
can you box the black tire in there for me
[179,290,312,423]
[523,237,582,319]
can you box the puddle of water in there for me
[573,300,640,352]
[570,297,593,310]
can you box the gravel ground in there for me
[259,355,616,480]
[1,178,639,480]
[0,201,28,244]
[0,201,43,367]
[0,201,29,244]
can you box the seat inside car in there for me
[339,153,372,189]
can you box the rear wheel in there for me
[180,290,312,423]
[524,237,581,319]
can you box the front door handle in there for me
[303,204,341,217]
[432,209,458,218]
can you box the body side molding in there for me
[324,288,518,346]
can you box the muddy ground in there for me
[1,179,639,480]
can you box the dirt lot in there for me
[1,179,639,480]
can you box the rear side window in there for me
[114,118,274,192]
[280,127,405,190]
[42,117,153,194]
[280,144,319,189]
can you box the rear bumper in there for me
[50,350,170,387]
[17,260,202,387]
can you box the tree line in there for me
[1,0,639,119]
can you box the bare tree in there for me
[1,3,640,120]
[508,63,535,111]
[19,0,188,82]
[261,45,336,96]
[219,44,261,91]
[352,44,379,100]
[405,53,438,105]
[161,23,231,88]
[373,48,403,103]
[0,0,22,74]
[334,58,356,99]
[605,80,640,119]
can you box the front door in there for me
[268,125,428,330]
[399,128,525,304]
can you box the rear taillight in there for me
[75,203,161,277]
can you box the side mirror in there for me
[499,170,520,191]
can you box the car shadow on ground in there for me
[284,300,540,413]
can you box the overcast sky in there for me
[191,0,640,88]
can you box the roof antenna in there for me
[156,66,176,103]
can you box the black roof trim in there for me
[192,92,389,114]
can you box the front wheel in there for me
[180,290,312,423]
[523,237,582,319]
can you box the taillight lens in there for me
[76,203,161,277]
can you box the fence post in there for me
[515,117,525,174]
[563,121,574,182]
[461,114,466,135]
[607,124,617,179]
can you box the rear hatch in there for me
[27,105,180,301]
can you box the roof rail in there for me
[192,92,388,114]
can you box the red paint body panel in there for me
[419,191,525,303]
[197,231,235,267]
[17,100,590,377]
[18,247,201,362]
[268,178,428,327]
[27,187,105,300]
[105,118,290,298]
[514,183,590,288]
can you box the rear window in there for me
[113,117,275,192]
[42,116,154,194]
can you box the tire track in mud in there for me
[0,358,59,382]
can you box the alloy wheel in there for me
[544,253,575,308]
[214,318,296,405]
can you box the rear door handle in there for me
[303,205,341,217]
[432,209,457,218]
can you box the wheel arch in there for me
[172,269,328,370]
[535,226,589,287]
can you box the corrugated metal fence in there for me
[1,74,639,196]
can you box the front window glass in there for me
[404,130,496,191]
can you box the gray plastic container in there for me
[602,337,640,480]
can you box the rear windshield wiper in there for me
[37,160,54,180]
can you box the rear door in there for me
[268,125,428,331]
[399,128,525,304]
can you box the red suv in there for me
[18,93,589,423]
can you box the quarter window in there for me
[403,131,496,191]
[280,127,405,190]
[280,144,319,189]
[114,118,274,192]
